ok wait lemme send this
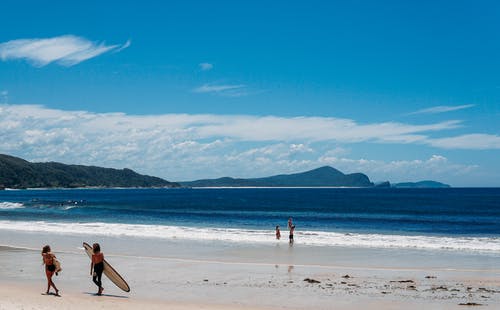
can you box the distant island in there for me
[180,166,451,188]
[392,181,450,188]
[180,166,373,187]
[0,154,180,189]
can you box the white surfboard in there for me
[83,242,130,292]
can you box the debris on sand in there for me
[303,278,321,284]
[458,302,482,306]
[390,280,414,283]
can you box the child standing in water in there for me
[90,243,104,295]
[275,225,281,240]
[41,245,59,296]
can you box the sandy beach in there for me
[2,283,490,310]
[0,283,284,310]
[1,229,499,309]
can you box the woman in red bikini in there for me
[41,245,59,296]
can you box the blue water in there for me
[1,188,499,237]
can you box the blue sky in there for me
[1,1,499,186]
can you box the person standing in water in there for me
[90,243,104,295]
[41,245,59,296]
[276,225,281,240]
[288,217,293,230]
[289,225,295,245]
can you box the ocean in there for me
[0,188,499,254]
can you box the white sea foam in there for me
[0,202,24,210]
[61,205,78,210]
[0,220,498,253]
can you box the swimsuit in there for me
[93,261,104,289]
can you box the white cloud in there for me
[410,104,475,115]
[0,104,477,151]
[193,83,247,97]
[115,39,131,53]
[0,90,7,104]
[317,154,478,183]
[427,134,500,150]
[199,62,213,71]
[195,117,460,143]
[290,143,313,153]
[0,35,130,67]
[231,143,312,160]
[0,104,496,183]
[323,147,350,157]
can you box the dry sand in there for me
[1,282,488,310]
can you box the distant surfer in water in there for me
[276,225,281,240]
[41,245,59,296]
[90,243,104,295]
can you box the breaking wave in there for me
[0,220,498,253]
[0,202,24,210]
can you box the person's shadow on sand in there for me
[41,292,61,297]
[83,292,129,299]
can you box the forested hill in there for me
[0,154,180,189]
[180,166,374,187]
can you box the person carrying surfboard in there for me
[83,242,130,293]
[90,243,104,295]
[41,245,60,296]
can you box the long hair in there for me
[42,245,51,254]
[93,243,101,253]
[42,245,51,263]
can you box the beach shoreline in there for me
[1,230,499,309]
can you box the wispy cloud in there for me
[193,83,247,97]
[199,62,213,71]
[0,35,130,67]
[114,39,131,53]
[0,104,495,182]
[427,134,500,150]
[0,104,469,148]
[0,90,7,103]
[410,104,475,115]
